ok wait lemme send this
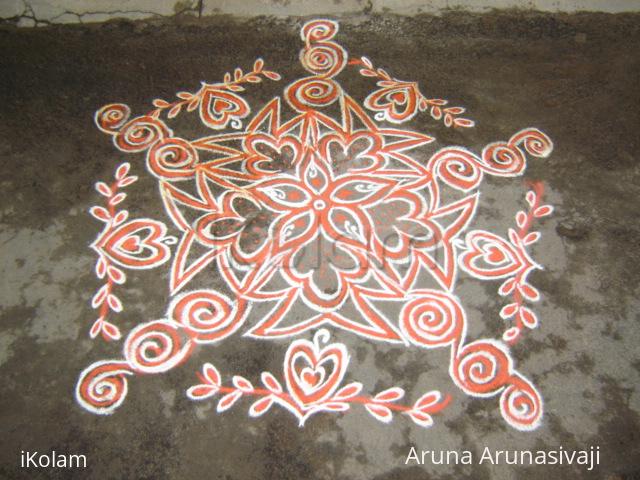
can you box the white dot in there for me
[313,200,326,210]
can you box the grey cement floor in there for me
[0,11,639,480]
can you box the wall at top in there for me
[2,0,640,26]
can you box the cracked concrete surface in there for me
[0,0,204,27]
[1,10,640,480]
[2,0,640,26]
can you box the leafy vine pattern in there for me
[458,182,553,344]
[188,330,451,427]
[350,56,474,127]
[88,162,174,341]
[149,58,281,127]
[88,163,138,341]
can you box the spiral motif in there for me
[94,103,131,134]
[286,77,340,112]
[114,115,170,153]
[75,360,132,415]
[512,128,554,158]
[430,148,482,191]
[400,291,465,348]
[169,290,245,343]
[500,375,543,430]
[300,43,347,77]
[301,19,338,42]
[453,340,513,396]
[124,320,192,374]
[147,137,198,179]
[480,142,526,176]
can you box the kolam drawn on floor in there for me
[76,19,554,431]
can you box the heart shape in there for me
[459,231,522,279]
[284,329,348,410]
[364,83,419,123]
[199,88,250,130]
[120,235,140,253]
[102,219,171,269]
[301,367,324,387]
[245,134,302,176]
[318,132,384,173]
[486,246,506,264]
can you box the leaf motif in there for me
[109,192,127,206]
[217,390,243,412]
[107,266,126,284]
[263,70,281,81]
[89,318,103,339]
[444,106,465,114]
[519,307,538,328]
[515,211,527,228]
[187,97,200,112]
[249,396,274,417]
[177,92,192,100]
[152,99,169,108]
[91,284,109,308]
[261,372,282,393]
[95,182,112,197]
[187,384,218,400]
[534,205,553,217]
[454,118,475,128]
[361,56,373,68]
[499,302,519,319]
[408,410,434,428]
[503,326,521,342]
[333,382,363,400]
[524,231,541,245]
[498,278,517,296]
[519,284,540,302]
[444,114,453,127]
[168,104,182,118]
[115,163,130,180]
[203,363,221,386]
[373,387,404,403]
[107,294,123,313]
[254,58,264,72]
[377,68,390,79]
[113,210,129,226]
[101,321,121,341]
[360,69,377,77]
[508,228,520,245]
[234,68,243,81]
[232,375,254,392]
[525,190,536,207]
[364,404,393,423]
[431,106,442,120]
[90,206,110,222]
[322,402,349,411]
[414,391,442,410]
[118,176,138,187]
[95,256,107,279]
[224,72,231,83]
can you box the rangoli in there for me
[77,19,554,431]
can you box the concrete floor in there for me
[1,11,639,480]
